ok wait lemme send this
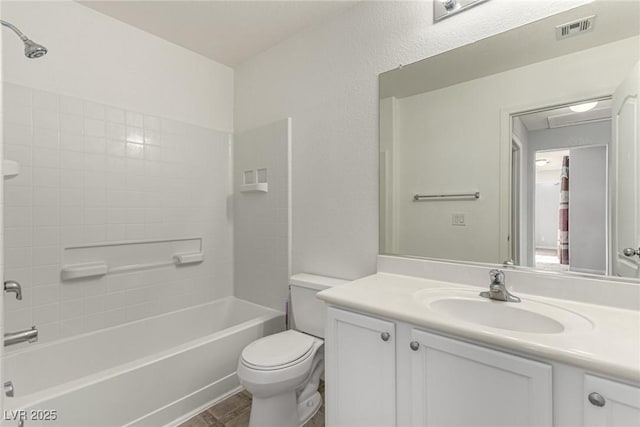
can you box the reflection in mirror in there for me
[513,99,610,275]
[379,1,640,280]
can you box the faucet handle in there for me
[489,269,505,284]
[4,280,22,300]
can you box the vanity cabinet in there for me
[325,307,396,427]
[325,307,640,427]
[584,375,640,426]
[409,329,552,426]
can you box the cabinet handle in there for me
[409,341,420,351]
[588,392,606,407]
[380,332,390,342]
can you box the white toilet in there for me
[237,273,347,427]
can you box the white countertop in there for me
[317,272,640,384]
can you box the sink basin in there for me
[415,289,593,334]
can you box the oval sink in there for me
[416,289,593,334]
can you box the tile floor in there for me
[179,382,325,427]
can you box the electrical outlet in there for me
[452,213,466,226]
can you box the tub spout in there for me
[4,326,38,347]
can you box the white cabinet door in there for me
[409,329,552,427]
[584,375,640,427]
[611,61,640,278]
[325,307,396,427]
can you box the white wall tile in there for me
[59,114,84,134]
[84,118,105,137]
[5,104,31,125]
[4,186,32,206]
[32,265,60,286]
[32,148,59,168]
[33,90,59,111]
[60,132,84,152]
[5,144,32,168]
[32,246,59,266]
[33,187,59,206]
[60,299,84,321]
[84,101,105,120]
[4,85,233,349]
[5,227,32,248]
[106,122,125,140]
[126,111,143,128]
[61,151,85,170]
[4,123,32,146]
[33,128,58,149]
[106,107,125,124]
[125,126,144,144]
[33,109,58,130]
[33,227,59,246]
[33,168,60,188]
[4,83,32,106]
[60,96,84,116]
[33,303,59,325]
[5,207,32,228]
[32,284,59,306]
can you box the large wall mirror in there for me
[379,1,640,280]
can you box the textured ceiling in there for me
[78,1,359,66]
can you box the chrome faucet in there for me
[4,326,38,347]
[4,280,22,300]
[479,269,521,303]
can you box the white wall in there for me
[234,119,291,311]
[235,0,598,282]
[1,1,233,131]
[1,1,234,344]
[535,183,559,249]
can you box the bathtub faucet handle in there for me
[4,280,22,300]
[4,381,14,397]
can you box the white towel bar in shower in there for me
[61,252,204,281]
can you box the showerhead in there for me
[1,19,48,59]
[23,39,47,59]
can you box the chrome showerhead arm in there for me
[1,19,29,41]
[1,19,47,58]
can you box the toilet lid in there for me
[241,330,315,368]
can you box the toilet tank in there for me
[290,273,348,338]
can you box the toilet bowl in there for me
[237,273,347,427]
[238,330,324,426]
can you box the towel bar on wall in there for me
[413,192,480,201]
[61,252,204,281]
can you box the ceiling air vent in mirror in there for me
[556,15,596,40]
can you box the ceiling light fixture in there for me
[569,101,598,113]
[434,0,489,22]
[536,159,549,167]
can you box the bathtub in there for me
[2,297,284,427]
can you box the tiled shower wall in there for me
[2,82,233,346]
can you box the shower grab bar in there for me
[61,252,204,281]
[413,192,480,201]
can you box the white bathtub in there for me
[3,297,284,427]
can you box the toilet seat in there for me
[241,330,317,371]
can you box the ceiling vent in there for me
[556,15,596,40]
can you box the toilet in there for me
[237,273,347,427]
